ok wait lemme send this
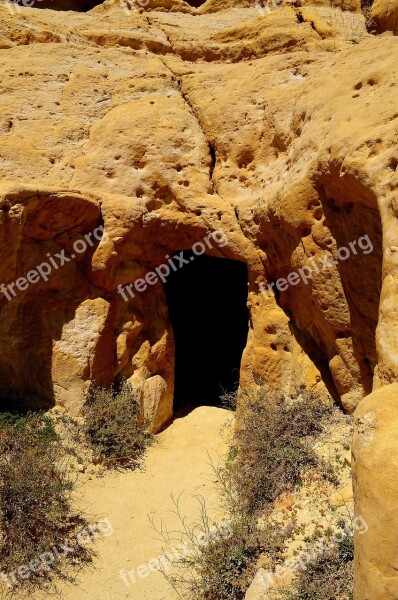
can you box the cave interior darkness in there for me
[23,0,208,11]
[164,251,249,415]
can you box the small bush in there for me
[220,389,238,411]
[280,533,354,600]
[157,387,344,600]
[228,388,335,516]
[0,411,90,588]
[154,496,288,600]
[189,522,284,600]
[83,381,152,468]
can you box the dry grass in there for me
[279,532,354,600]
[227,388,336,518]
[83,381,152,469]
[157,386,342,600]
[0,411,92,591]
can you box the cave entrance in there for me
[184,0,208,7]
[18,0,105,12]
[164,251,249,415]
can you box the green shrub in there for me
[154,496,288,600]
[280,533,354,600]
[196,519,289,600]
[228,388,335,517]
[0,411,91,588]
[220,390,238,411]
[83,381,152,468]
[157,387,344,600]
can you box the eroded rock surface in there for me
[353,384,398,599]
[0,1,397,593]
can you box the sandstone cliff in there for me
[0,0,397,595]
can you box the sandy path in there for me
[32,406,233,600]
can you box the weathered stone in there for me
[352,384,398,600]
[0,0,397,437]
[0,10,397,597]
[371,0,398,34]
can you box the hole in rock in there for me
[389,157,398,171]
[184,0,208,7]
[164,251,249,415]
[17,0,105,12]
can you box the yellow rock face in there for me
[0,0,397,427]
[353,384,398,599]
[371,0,398,34]
[0,0,397,593]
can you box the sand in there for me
[31,406,233,600]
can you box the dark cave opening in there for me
[184,0,208,7]
[13,0,106,12]
[17,0,207,10]
[164,251,249,415]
